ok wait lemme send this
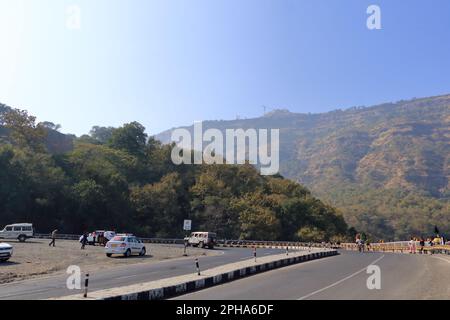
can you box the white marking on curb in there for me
[297,255,385,300]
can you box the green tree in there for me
[0,108,47,152]
[108,122,147,158]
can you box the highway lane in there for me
[174,250,450,300]
[0,246,284,300]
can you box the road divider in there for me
[53,248,338,300]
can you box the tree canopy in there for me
[0,108,352,241]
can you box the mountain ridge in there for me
[156,94,450,240]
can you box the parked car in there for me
[184,232,216,249]
[79,230,116,246]
[0,223,34,242]
[105,234,146,257]
[0,243,13,262]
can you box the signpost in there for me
[183,220,192,231]
[183,220,192,256]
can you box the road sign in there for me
[183,219,192,231]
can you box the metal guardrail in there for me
[33,233,335,248]
[34,233,185,244]
[34,233,80,240]
[32,233,449,253]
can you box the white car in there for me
[0,243,13,262]
[105,234,146,258]
[0,223,34,242]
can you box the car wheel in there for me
[139,248,146,256]
[199,241,204,248]
[18,235,26,242]
[124,249,131,258]
[106,253,112,257]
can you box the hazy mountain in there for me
[156,94,450,240]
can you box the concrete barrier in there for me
[55,248,338,300]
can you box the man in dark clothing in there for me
[419,238,425,254]
[80,233,88,250]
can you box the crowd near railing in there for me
[340,241,450,255]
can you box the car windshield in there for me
[112,236,126,241]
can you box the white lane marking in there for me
[432,255,450,264]
[297,254,385,300]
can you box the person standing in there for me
[419,237,425,254]
[409,237,416,254]
[49,229,58,247]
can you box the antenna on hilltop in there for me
[261,105,267,116]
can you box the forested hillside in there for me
[157,94,450,240]
[0,103,74,154]
[0,105,351,242]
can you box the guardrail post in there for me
[253,247,257,262]
[183,239,188,256]
[83,273,89,298]
[286,246,289,256]
[195,258,201,276]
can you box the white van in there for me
[0,223,34,242]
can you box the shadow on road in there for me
[0,261,20,266]
[109,255,154,260]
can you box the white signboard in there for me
[183,219,192,231]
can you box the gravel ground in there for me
[0,239,217,284]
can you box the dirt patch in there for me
[0,239,218,284]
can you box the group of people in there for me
[409,235,446,254]
[47,229,109,249]
[355,234,369,252]
[353,233,448,254]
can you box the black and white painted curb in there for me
[103,250,338,300]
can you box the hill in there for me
[156,94,450,240]
[0,107,350,242]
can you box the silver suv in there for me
[0,223,34,242]
[185,232,216,249]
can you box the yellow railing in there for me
[341,242,450,254]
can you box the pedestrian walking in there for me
[80,232,88,250]
[49,229,58,247]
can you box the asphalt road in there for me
[0,246,284,300]
[174,250,450,300]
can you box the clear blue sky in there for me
[1,0,450,136]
